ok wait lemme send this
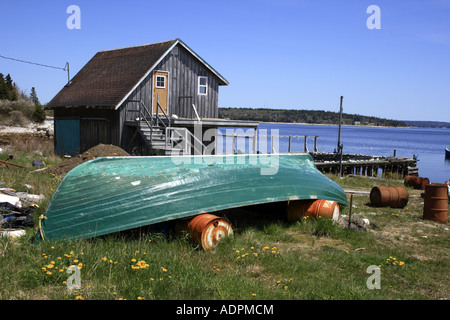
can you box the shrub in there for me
[9,110,27,126]
[0,98,35,118]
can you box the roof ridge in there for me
[98,38,179,53]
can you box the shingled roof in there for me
[46,39,228,109]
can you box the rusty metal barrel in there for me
[287,199,340,221]
[370,186,409,208]
[187,214,233,250]
[404,176,430,190]
[423,183,448,223]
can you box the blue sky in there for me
[1,0,449,122]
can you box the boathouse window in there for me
[156,75,166,88]
[198,76,207,95]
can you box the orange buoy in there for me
[187,214,233,250]
[287,199,340,221]
[423,183,448,224]
[370,186,408,208]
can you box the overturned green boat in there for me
[36,154,348,242]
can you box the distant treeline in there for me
[218,107,407,127]
[403,120,450,129]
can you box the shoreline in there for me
[259,121,412,129]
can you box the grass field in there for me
[0,135,448,300]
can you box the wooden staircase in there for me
[126,98,207,156]
[137,122,185,155]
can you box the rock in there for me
[338,214,369,232]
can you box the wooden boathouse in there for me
[46,38,258,156]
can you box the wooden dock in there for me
[217,132,419,178]
[311,152,418,178]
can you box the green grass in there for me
[0,142,449,300]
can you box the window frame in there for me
[198,76,208,95]
[155,75,166,89]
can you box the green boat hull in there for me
[37,154,348,242]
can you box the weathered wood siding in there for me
[54,107,120,153]
[157,44,220,119]
[121,43,220,121]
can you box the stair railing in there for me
[155,94,171,128]
[166,127,207,155]
[126,99,155,146]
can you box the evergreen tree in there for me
[0,73,7,100]
[30,86,46,123]
[30,87,40,106]
[5,74,13,90]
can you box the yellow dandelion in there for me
[399,261,405,266]
[73,259,79,263]
[46,271,52,275]
[102,257,107,262]
[252,293,256,297]
[131,258,137,262]
[75,296,84,300]
[47,264,54,269]
[161,267,167,272]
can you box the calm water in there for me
[218,123,450,184]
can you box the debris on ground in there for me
[0,188,44,207]
[337,214,372,232]
[47,144,130,179]
[0,202,36,229]
[32,160,45,167]
[0,187,43,238]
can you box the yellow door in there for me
[153,71,168,114]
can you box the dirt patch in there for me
[47,144,130,179]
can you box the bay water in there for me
[218,123,450,184]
